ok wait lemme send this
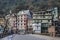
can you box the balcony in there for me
[45,13,52,15]
[33,17,52,19]
[33,14,44,16]
[33,13,52,16]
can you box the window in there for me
[40,13,42,14]
[14,21,16,23]
[24,15,26,16]
[40,16,41,18]
[42,20,48,23]
[24,18,26,19]
[36,20,38,22]
[18,15,19,17]
[24,20,26,22]
[48,20,50,22]
[33,20,35,22]
[18,18,19,19]
[36,16,38,18]
[45,16,48,18]
[54,11,56,13]
[21,15,22,17]
[43,12,45,15]
[21,21,22,22]
[39,20,41,22]
[21,18,22,19]
[43,16,45,18]
[21,24,22,25]
[18,24,19,25]
[37,26,38,29]
[24,24,26,25]
[18,21,19,22]
[42,23,48,27]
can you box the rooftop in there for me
[17,10,31,16]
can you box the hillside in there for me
[0,0,60,15]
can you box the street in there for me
[0,34,60,40]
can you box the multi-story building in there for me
[0,17,5,34]
[52,7,58,21]
[28,18,33,33]
[17,10,32,33]
[33,10,52,33]
[5,10,32,33]
[9,14,16,30]
[32,23,41,33]
[0,18,5,27]
[5,14,16,32]
[32,7,58,33]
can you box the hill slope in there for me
[0,0,60,14]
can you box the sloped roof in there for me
[17,10,31,16]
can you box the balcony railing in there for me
[33,17,52,19]
[33,13,52,16]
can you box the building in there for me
[32,7,58,33]
[52,7,58,21]
[28,18,33,33]
[0,18,5,35]
[33,10,52,33]
[48,25,55,37]
[17,10,32,33]
[32,23,41,33]
[0,18,5,27]
[9,14,16,30]
[0,25,4,37]
[5,14,16,32]
[5,10,32,33]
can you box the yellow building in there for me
[0,18,5,26]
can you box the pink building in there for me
[5,10,32,33]
[17,10,31,32]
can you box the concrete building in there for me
[52,7,58,21]
[5,14,17,32]
[32,23,41,33]
[32,7,58,33]
[5,10,32,34]
[0,18,5,27]
[28,18,33,33]
[17,10,32,33]
[9,14,16,30]
[33,10,52,33]
[0,18,5,35]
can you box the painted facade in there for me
[32,7,58,33]
[5,14,16,31]
[17,10,32,32]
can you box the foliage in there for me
[0,0,60,14]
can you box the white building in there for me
[5,14,16,31]
[52,7,58,21]
[32,23,41,33]
[32,7,58,33]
